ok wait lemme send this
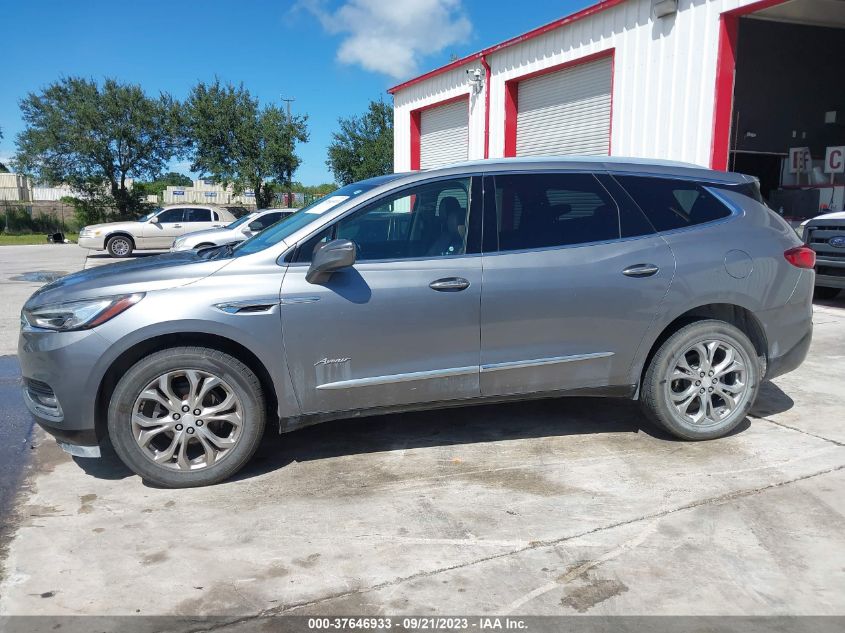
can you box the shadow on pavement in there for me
[72,395,754,485]
[86,251,166,260]
[0,356,35,516]
[751,381,795,418]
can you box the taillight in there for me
[784,245,816,269]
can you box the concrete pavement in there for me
[0,244,843,622]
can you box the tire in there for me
[640,320,759,441]
[108,347,266,487]
[106,234,134,258]
[814,286,840,300]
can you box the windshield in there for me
[227,214,256,229]
[138,208,162,222]
[232,175,401,257]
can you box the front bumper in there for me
[815,259,845,289]
[78,235,106,250]
[18,325,111,454]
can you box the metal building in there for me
[389,0,845,214]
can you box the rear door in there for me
[280,176,483,414]
[180,207,219,235]
[479,171,675,396]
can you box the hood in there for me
[82,220,142,233]
[25,251,233,309]
[801,211,845,226]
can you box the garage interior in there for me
[729,0,845,219]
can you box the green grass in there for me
[0,233,78,246]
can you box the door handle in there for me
[429,277,470,292]
[622,264,659,278]
[173,224,182,228]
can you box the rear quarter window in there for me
[614,176,733,233]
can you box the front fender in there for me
[92,284,299,421]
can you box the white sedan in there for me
[78,205,236,257]
[170,208,298,252]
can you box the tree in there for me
[0,126,7,172]
[13,77,180,215]
[133,171,193,198]
[327,99,393,186]
[182,80,309,209]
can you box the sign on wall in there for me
[825,146,845,174]
[789,147,812,174]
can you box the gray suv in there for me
[19,158,815,487]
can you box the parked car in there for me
[798,210,845,300]
[78,205,236,258]
[170,208,297,252]
[20,158,814,487]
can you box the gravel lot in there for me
[0,244,843,624]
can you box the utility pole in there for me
[281,96,295,208]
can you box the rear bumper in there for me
[757,269,814,381]
[766,328,812,381]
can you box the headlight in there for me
[172,237,186,248]
[23,294,144,331]
[79,227,101,238]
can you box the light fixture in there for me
[466,68,484,94]
[653,0,678,18]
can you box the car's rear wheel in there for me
[108,347,266,487]
[106,235,133,258]
[640,320,759,440]
[814,286,840,300]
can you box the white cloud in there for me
[302,0,471,79]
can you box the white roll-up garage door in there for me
[516,56,612,157]
[420,99,469,169]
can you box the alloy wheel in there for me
[665,339,748,427]
[130,369,244,471]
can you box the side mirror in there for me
[241,226,253,235]
[149,216,160,224]
[306,239,356,284]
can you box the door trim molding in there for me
[316,365,478,391]
[481,352,613,373]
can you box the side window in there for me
[156,208,184,223]
[249,212,282,231]
[595,173,655,238]
[294,178,472,263]
[491,173,620,252]
[184,208,212,222]
[615,176,732,232]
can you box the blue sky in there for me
[1,0,587,185]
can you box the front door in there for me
[280,176,483,414]
[141,207,185,248]
[479,171,675,396]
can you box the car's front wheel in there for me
[108,347,266,487]
[640,320,759,440]
[106,235,134,258]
